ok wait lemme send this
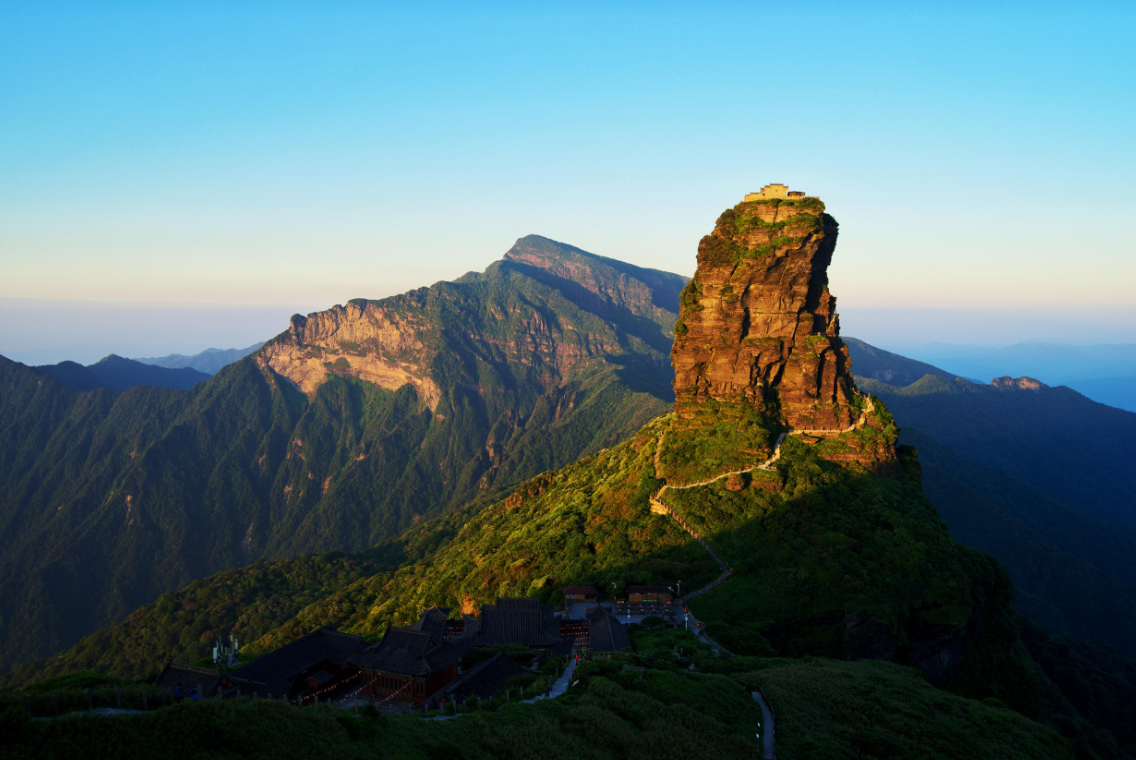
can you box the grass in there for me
[659,403,780,484]
[737,658,1071,760]
[0,661,765,760]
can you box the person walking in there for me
[173,683,184,703]
[190,686,200,702]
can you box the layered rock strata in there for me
[671,194,857,431]
[260,300,443,408]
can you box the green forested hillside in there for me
[741,658,1070,760]
[0,651,1077,760]
[1,660,769,760]
[9,412,1017,690]
[16,407,1132,755]
[0,237,684,672]
[33,354,212,392]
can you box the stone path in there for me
[649,394,876,652]
[752,688,777,759]
[423,658,579,720]
[526,658,576,702]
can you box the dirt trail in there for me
[650,394,875,602]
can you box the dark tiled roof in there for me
[475,599,561,647]
[352,627,468,677]
[228,626,363,687]
[562,586,600,596]
[492,597,541,611]
[626,585,672,595]
[408,610,446,640]
[439,652,526,702]
[224,681,291,699]
[587,606,632,653]
[156,664,222,697]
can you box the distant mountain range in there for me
[133,344,263,375]
[33,354,211,393]
[884,341,1136,412]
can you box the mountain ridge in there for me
[0,236,684,672]
[134,344,263,375]
[32,354,211,393]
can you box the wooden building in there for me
[585,605,632,653]
[156,663,223,699]
[559,617,589,648]
[225,625,365,702]
[466,597,565,651]
[352,627,468,704]
[433,651,527,706]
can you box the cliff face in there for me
[672,196,856,431]
[261,299,443,408]
[262,235,686,408]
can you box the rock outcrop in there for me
[671,194,858,431]
[991,376,1046,391]
[261,299,443,408]
[261,235,687,409]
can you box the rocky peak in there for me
[259,237,685,408]
[503,234,685,324]
[261,299,443,407]
[991,376,1047,391]
[671,193,858,431]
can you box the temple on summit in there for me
[743,183,807,201]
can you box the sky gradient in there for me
[2,2,1133,361]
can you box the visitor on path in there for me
[190,686,200,702]
[173,683,184,702]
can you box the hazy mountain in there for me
[1062,376,1136,413]
[0,235,683,672]
[134,343,263,375]
[843,337,957,386]
[885,342,1136,411]
[33,354,211,392]
[904,428,1136,658]
[856,373,1136,531]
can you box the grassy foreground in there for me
[0,662,760,760]
[739,658,1071,760]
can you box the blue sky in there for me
[1,2,1134,361]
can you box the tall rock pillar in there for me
[671,191,858,431]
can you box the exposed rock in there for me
[671,194,857,431]
[991,376,1046,391]
[260,300,443,408]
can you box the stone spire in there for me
[671,193,858,431]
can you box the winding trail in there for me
[752,687,777,760]
[649,395,876,640]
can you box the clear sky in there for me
[1,2,1134,361]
